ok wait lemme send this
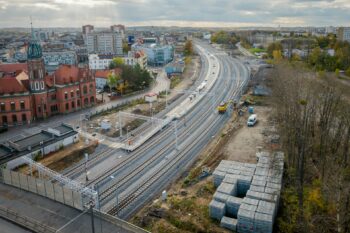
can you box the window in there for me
[20,101,25,110]
[83,85,87,94]
[51,94,56,100]
[71,101,75,108]
[64,92,68,100]
[38,106,41,113]
[50,105,58,112]
[84,98,89,106]
[0,103,5,112]
[41,81,45,89]
[22,114,27,122]
[71,91,74,98]
[76,89,80,96]
[10,102,15,111]
[90,96,95,104]
[12,115,17,123]
[89,84,94,93]
[77,99,80,107]
[2,116,7,124]
[35,82,39,90]
[65,103,69,110]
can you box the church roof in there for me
[27,40,42,59]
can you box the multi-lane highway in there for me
[69,40,251,219]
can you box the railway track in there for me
[105,54,248,216]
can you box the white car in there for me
[247,114,257,127]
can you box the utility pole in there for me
[165,88,168,109]
[174,120,178,150]
[118,113,122,138]
[85,153,89,182]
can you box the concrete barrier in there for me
[96,210,151,233]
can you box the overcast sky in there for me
[0,0,349,28]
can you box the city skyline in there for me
[0,0,349,28]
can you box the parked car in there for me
[107,92,117,97]
[247,114,257,127]
[96,89,103,94]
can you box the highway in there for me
[78,40,251,219]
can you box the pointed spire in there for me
[30,16,34,39]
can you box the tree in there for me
[346,67,350,77]
[335,68,340,77]
[109,57,124,69]
[107,73,120,91]
[123,42,130,54]
[184,40,193,56]
[267,42,283,58]
[273,50,283,61]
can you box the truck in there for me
[217,100,232,114]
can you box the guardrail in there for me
[0,205,57,233]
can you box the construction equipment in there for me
[217,100,233,114]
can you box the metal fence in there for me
[1,169,84,210]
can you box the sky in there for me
[0,0,349,28]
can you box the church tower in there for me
[27,20,48,119]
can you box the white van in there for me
[247,114,257,127]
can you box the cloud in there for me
[0,0,349,28]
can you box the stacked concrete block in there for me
[213,170,226,187]
[210,152,284,233]
[221,216,238,231]
[214,191,231,203]
[254,212,274,233]
[257,200,276,219]
[209,200,226,221]
[217,182,237,196]
[250,185,265,193]
[237,208,256,233]
[226,196,243,217]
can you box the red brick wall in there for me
[0,95,33,126]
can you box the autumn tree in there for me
[184,40,193,56]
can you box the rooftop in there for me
[11,131,53,151]
[53,124,74,135]
[0,124,78,165]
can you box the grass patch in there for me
[249,48,267,54]
[170,76,181,89]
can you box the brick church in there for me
[0,37,96,127]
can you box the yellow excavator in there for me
[217,100,234,114]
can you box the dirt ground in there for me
[222,106,273,163]
[16,138,98,175]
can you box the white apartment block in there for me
[86,32,123,55]
[89,51,147,70]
